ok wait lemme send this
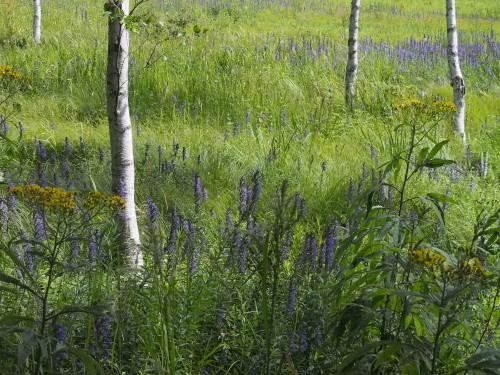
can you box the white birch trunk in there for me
[345,0,360,107]
[33,0,41,44]
[106,0,143,267]
[446,0,466,142]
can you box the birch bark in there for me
[106,0,143,267]
[446,0,466,141]
[33,0,41,44]
[345,0,360,107]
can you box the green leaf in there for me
[427,140,449,160]
[465,350,500,365]
[424,158,455,168]
[373,343,404,369]
[193,24,201,33]
[427,193,457,204]
[65,347,104,375]
[417,147,429,165]
[0,272,39,298]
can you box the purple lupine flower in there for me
[288,281,297,315]
[164,209,180,256]
[281,107,288,124]
[36,141,47,162]
[146,198,159,230]
[324,224,337,272]
[299,330,308,351]
[20,232,34,273]
[238,178,251,215]
[0,198,8,233]
[64,137,72,156]
[54,321,67,359]
[89,230,99,262]
[33,209,47,241]
[304,232,317,267]
[281,232,292,261]
[36,164,47,187]
[193,172,203,213]
[93,316,112,360]
[1,115,9,136]
[7,185,17,211]
[295,193,307,219]
[99,148,105,162]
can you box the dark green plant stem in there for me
[474,277,500,352]
[431,278,447,375]
[261,234,271,375]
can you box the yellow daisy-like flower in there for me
[83,191,126,211]
[456,257,488,279]
[395,99,426,110]
[410,248,446,270]
[9,185,75,211]
[433,101,458,113]
[0,65,25,80]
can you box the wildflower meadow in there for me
[0,0,499,374]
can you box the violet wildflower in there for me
[281,232,292,261]
[71,237,80,260]
[0,198,8,233]
[314,325,323,346]
[324,224,337,272]
[193,172,203,213]
[36,140,47,162]
[33,209,47,241]
[288,281,297,316]
[238,178,251,215]
[299,330,308,351]
[20,232,34,273]
[304,232,317,267]
[164,209,180,256]
[89,230,99,262]
[146,198,160,230]
[117,178,125,198]
[1,115,9,136]
[64,137,72,156]
[53,321,67,359]
[36,164,47,187]
[93,316,112,360]
[18,122,25,137]
[294,193,307,219]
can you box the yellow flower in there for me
[395,99,426,110]
[0,65,25,80]
[433,101,458,113]
[410,248,446,269]
[456,257,488,279]
[84,191,126,211]
[9,185,75,211]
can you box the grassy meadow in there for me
[0,0,499,373]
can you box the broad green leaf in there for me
[65,347,104,375]
[427,193,457,204]
[374,343,404,370]
[0,272,39,298]
[424,158,455,168]
[417,147,429,165]
[427,140,449,160]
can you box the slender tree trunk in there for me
[345,0,360,107]
[33,0,41,44]
[106,0,143,267]
[446,0,466,142]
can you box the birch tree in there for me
[446,0,466,141]
[345,0,360,107]
[33,0,41,44]
[106,0,143,267]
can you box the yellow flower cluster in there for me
[433,101,458,113]
[410,248,446,269]
[9,185,75,211]
[0,65,24,80]
[395,99,426,110]
[84,191,126,211]
[456,257,488,278]
[395,99,457,116]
